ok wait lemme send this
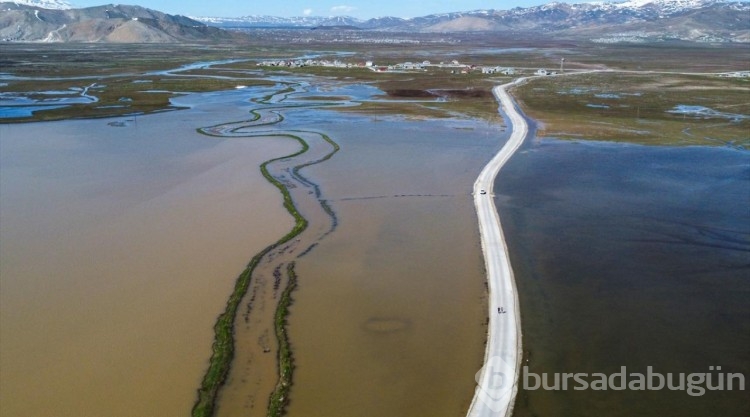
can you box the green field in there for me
[3,41,747,147]
[514,71,750,147]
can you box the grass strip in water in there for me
[191,134,309,417]
[267,262,299,417]
[193,83,341,416]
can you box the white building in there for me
[482,66,516,75]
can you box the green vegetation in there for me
[192,250,265,417]
[192,89,341,417]
[256,86,296,104]
[291,131,341,172]
[6,41,746,131]
[191,135,309,417]
[514,72,750,147]
[261,134,311,234]
[334,74,505,122]
[192,109,309,416]
[3,41,746,416]
[267,262,298,417]
[0,43,282,122]
[4,76,274,122]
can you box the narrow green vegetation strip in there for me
[256,86,296,104]
[267,262,299,417]
[192,107,340,416]
[191,134,309,417]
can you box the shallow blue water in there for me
[0,105,69,118]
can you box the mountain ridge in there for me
[7,0,71,9]
[0,2,237,42]
[195,0,750,43]
[2,0,748,43]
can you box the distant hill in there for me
[3,0,747,43]
[196,0,750,43]
[0,2,237,42]
[7,0,71,9]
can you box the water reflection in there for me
[498,138,750,417]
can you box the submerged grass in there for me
[192,92,340,417]
[267,262,299,417]
[4,76,273,123]
[191,132,309,417]
[191,102,308,416]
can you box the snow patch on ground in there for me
[13,0,71,10]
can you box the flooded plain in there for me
[498,137,750,417]
[286,113,501,416]
[1,76,504,417]
[4,60,746,417]
[207,81,505,415]
[0,88,300,416]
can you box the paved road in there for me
[467,78,529,417]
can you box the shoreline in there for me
[468,78,531,417]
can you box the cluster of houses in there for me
[255,58,747,80]
[482,66,517,75]
[257,59,358,69]
[256,57,526,75]
[534,69,560,76]
[718,71,750,78]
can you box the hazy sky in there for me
[69,0,595,18]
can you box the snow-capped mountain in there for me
[193,15,363,28]
[1,0,747,43]
[8,0,71,9]
[196,0,737,28]
[193,0,748,42]
[597,0,717,12]
[0,2,236,42]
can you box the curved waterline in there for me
[191,84,342,417]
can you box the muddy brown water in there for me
[281,112,504,417]
[207,107,343,416]
[0,96,299,416]
[205,81,506,417]
[1,80,506,417]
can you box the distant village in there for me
[256,58,750,79]
[257,58,520,75]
